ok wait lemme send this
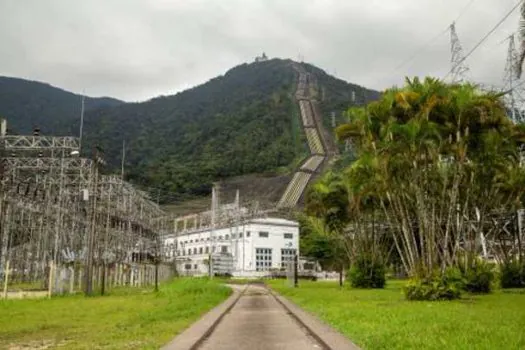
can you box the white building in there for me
[164,217,299,277]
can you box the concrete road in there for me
[198,284,323,350]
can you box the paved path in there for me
[197,284,323,350]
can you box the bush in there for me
[462,260,495,293]
[347,257,386,289]
[500,261,525,289]
[404,269,462,301]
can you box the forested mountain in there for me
[0,59,379,200]
[0,76,123,135]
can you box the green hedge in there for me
[500,261,525,289]
[404,269,462,301]
[462,260,495,294]
[347,257,386,289]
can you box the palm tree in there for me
[331,77,524,279]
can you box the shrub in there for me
[500,261,525,289]
[462,260,495,293]
[404,269,462,301]
[347,257,386,289]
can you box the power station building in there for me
[164,217,299,277]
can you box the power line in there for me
[454,0,479,23]
[445,0,523,79]
[383,0,481,86]
[393,28,449,72]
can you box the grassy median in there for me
[268,279,525,349]
[0,278,231,349]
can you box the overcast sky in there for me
[0,0,522,101]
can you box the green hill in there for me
[0,76,123,135]
[0,59,380,201]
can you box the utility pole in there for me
[121,140,126,181]
[209,186,216,278]
[154,189,160,292]
[100,186,111,296]
[294,254,298,288]
[79,95,85,153]
[85,146,102,296]
[51,149,65,294]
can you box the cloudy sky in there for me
[0,0,522,101]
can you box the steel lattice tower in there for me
[450,22,470,83]
[503,34,525,123]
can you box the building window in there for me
[221,246,228,253]
[256,248,272,271]
[281,249,297,268]
[212,246,216,253]
[190,240,193,243]
[205,246,209,254]
[199,247,203,254]
[225,234,229,240]
[185,264,191,270]
[193,248,197,255]
[219,235,223,241]
[239,232,243,238]
[259,231,269,238]
[194,264,198,270]
[284,233,293,239]
[246,231,250,237]
[177,250,181,256]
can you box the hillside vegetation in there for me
[0,76,122,135]
[0,59,379,201]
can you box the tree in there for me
[299,215,347,286]
[330,77,525,297]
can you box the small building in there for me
[164,217,299,277]
[255,52,268,62]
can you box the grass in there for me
[0,278,231,350]
[268,279,525,350]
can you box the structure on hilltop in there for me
[255,52,268,62]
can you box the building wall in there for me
[164,217,299,276]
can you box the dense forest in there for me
[0,59,379,200]
[0,76,123,135]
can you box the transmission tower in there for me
[450,22,470,83]
[503,34,525,123]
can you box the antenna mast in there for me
[79,94,85,152]
[121,140,126,180]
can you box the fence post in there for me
[78,267,83,291]
[48,261,54,298]
[3,260,10,299]
[294,254,298,288]
[69,266,75,293]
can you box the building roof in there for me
[247,217,299,227]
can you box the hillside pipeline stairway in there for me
[277,65,335,209]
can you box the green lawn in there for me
[0,278,231,350]
[268,279,525,350]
